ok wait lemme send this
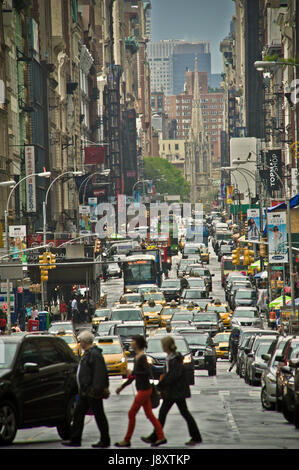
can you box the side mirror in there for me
[23,362,39,374]
[125,351,130,357]
[289,359,299,368]
[262,354,271,362]
[247,353,254,358]
[275,355,284,362]
[145,316,149,322]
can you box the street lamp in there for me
[43,171,83,246]
[4,171,51,334]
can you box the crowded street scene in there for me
[0,0,299,461]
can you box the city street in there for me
[4,248,299,450]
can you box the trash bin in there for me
[38,312,47,331]
[27,319,39,332]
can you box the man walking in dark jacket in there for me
[61,330,110,448]
[142,336,202,446]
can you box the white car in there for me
[107,263,122,278]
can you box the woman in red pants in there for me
[115,335,166,448]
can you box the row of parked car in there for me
[229,324,299,429]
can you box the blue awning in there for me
[267,193,299,212]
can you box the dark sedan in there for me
[145,335,195,384]
[180,331,217,376]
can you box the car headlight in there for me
[121,357,126,363]
[147,356,155,365]
[183,354,192,364]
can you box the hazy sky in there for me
[150,0,235,74]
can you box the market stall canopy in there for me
[254,271,268,279]
[269,295,292,308]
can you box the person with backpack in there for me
[142,336,202,446]
[61,330,110,448]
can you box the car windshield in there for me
[60,336,75,344]
[123,295,142,302]
[144,293,164,301]
[184,247,199,254]
[116,326,144,337]
[187,280,205,288]
[184,290,203,299]
[256,342,271,357]
[161,280,180,288]
[94,310,110,317]
[109,264,119,269]
[253,338,274,353]
[97,323,114,334]
[0,342,18,369]
[192,300,210,309]
[236,291,256,299]
[183,334,208,346]
[288,341,299,359]
[146,338,188,354]
[190,269,207,276]
[49,323,72,332]
[143,305,163,313]
[96,343,122,354]
[161,307,180,315]
[193,313,217,322]
[234,310,257,318]
[111,310,142,321]
[207,305,227,312]
[172,313,194,321]
[214,333,230,344]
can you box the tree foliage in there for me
[143,157,190,201]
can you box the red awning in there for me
[84,146,105,165]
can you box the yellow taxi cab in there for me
[206,301,231,329]
[143,290,166,306]
[200,246,210,264]
[56,329,82,357]
[91,308,110,331]
[160,304,181,327]
[117,293,144,306]
[213,331,231,359]
[94,336,129,377]
[142,301,163,327]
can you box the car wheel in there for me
[276,386,282,412]
[282,394,294,424]
[240,362,245,378]
[56,395,77,440]
[261,386,275,411]
[0,401,17,446]
[208,366,217,376]
[294,401,299,428]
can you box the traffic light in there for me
[48,252,56,269]
[260,239,267,258]
[94,239,101,254]
[39,252,49,284]
[243,247,255,266]
[232,247,240,265]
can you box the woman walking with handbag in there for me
[115,335,166,448]
[142,336,202,446]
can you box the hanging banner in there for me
[267,211,288,264]
[9,225,27,263]
[226,185,233,204]
[84,146,105,165]
[79,205,91,233]
[221,183,226,199]
[247,208,266,241]
[88,197,97,223]
[25,146,36,212]
[266,149,283,195]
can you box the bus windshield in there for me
[123,260,156,283]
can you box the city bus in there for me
[123,253,162,293]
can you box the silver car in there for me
[231,307,263,328]
[260,336,291,411]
